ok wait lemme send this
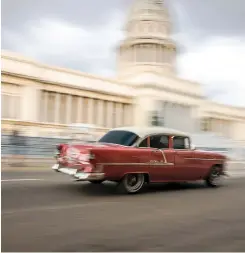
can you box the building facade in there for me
[1,0,245,142]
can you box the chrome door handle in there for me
[152,150,159,153]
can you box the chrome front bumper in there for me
[52,164,105,181]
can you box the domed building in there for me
[1,0,245,144]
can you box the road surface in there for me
[2,169,245,252]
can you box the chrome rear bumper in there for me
[52,164,105,181]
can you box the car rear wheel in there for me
[118,173,145,194]
[205,166,224,187]
[89,180,104,184]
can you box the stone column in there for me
[10,95,16,119]
[97,100,104,127]
[66,94,72,124]
[160,46,163,63]
[20,85,41,122]
[227,121,232,138]
[191,106,201,133]
[212,118,217,133]
[77,97,83,123]
[88,98,94,124]
[170,48,173,65]
[149,44,152,62]
[43,91,48,122]
[126,48,129,62]
[153,44,156,63]
[134,94,157,127]
[55,93,61,124]
[15,95,21,120]
[133,45,136,63]
[161,46,165,63]
[106,101,113,128]
[127,104,133,126]
[115,103,122,127]
[124,104,130,126]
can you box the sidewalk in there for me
[1,166,51,172]
[1,156,54,171]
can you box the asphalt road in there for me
[2,169,245,252]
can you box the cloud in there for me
[2,10,125,76]
[176,36,245,106]
[169,0,245,107]
[170,0,245,38]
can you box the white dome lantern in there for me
[117,0,176,79]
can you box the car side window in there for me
[138,138,148,148]
[149,135,169,149]
[173,136,190,150]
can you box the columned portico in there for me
[133,84,202,132]
[154,100,199,133]
[20,85,40,122]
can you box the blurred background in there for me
[2,1,245,252]
[1,0,245,166]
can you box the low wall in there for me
[1,134,75,157]
[2,134,245,159]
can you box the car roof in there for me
[111,126,188,138]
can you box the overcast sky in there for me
[2,0,245,106]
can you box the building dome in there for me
[117,0,176,78]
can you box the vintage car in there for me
[52,126,228,194]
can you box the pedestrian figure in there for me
[10,129,21,167]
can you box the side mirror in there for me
[191,144,196,150]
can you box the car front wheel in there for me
[205,166,224,187]
[118,173,145,194]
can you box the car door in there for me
[172,136,200,180]
[148,134,175,182]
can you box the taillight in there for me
[83,166,93,173]
[89,152,95,160]
[81,164,103,173]
[55,144,63,158]
[57,144,63,152]
[77,151,95,163]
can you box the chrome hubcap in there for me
[210,169,223,185]
[125,174,144,192]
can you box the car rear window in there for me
[98,130,139,146]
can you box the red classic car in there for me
[52,126,228,194]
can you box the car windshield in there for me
[98,130,139,146]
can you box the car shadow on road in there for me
[70,181,217,197]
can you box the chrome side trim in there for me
[97,162,174,166]
[184,158,224,161]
